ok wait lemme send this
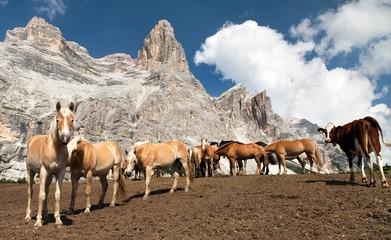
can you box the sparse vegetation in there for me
[0,178,26,184]
[373,224,385,232]
[2,105,26,113]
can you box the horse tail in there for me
[117,166,127,197]
[364,116,391,147]
[186,153,195,182]
[314,145,323,169]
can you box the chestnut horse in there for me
[264,138,322,175]
[215,142,268,175]
[25,102,75,227]
[67,139,127,214]
[125,140,194,199]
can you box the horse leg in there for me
[99,175,108,208]
[229,158,236,176]
[53,170,65,228]
[297,156,306,174]
[170,161,181,193]
[243,160,247,175]
[43,174,53,221]
[254,156,261,174]
[110,164,120,207]
[280,155,287,175]
[237,159,243,175]
[67,172,80,214]
[34,167,48,227]
[143,166,152,199]
[25,169,36,221]
[181,159,192,192]
[84,171,93,213]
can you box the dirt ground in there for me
[0,172,390,240]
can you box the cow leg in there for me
[376,154,389,188]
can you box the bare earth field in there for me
[0,173,390,240]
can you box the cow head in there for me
[317,123,338,146]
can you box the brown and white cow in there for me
[318,116,390,188]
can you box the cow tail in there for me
[365,116,391,147]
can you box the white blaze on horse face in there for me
[125,151,137,175]
[56,108,74,145]
[201,139,208,151]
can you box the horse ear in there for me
[69,102,75,112]
[56,102,61,112]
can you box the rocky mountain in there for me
[0,17,343,180]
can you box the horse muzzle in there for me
[60,134,71,145]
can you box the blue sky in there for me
[0,1,390,132]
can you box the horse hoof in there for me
[362,178,368,184]
[55,223,63,229]
[382,182,389,188]
[66,209,74,215]
[25,216,31,221]
[109,203,115,208]
[169,189,175,193]
[34,221,43,227]
[84,208,91,213]
[143,195,149,200]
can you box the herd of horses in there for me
[24,102,390,227]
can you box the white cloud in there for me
[32,0,66,20]
[195,0,391,164]
[0,0,8,7]
[290,0,391,78]
[194,20,377,126]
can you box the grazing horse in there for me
[215,142,268,175]
[67,139,127,214]
[25,102,75,227]
[125,140,194,199]
[318,116,390,187]
[264,138,322,175]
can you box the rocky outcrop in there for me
[0,17,340,180]
[137,20,190,74]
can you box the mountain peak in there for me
[4,16,63,47]
[137,19,190,74]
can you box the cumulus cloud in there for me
[194,20,379,126]
[194,0,391,163]
[290,0,391,77]
[0,0,8,7]
[32,0,66,20]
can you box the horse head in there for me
[124,148,137,177]
[55,101,75,145]
[201,138,209,151]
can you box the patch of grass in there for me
[0,178,26,184]
[373,224,385,232]
[2,105,25,113]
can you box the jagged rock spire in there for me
[137,20,190,74]
[4,17,63,47]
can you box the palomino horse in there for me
[264,138,322,175]
[25,102,75,227]
[215,142,268,175]
[125,140,194,199]
[203,144,221,176]
[190,139,209,177]
[67,139,127,214]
